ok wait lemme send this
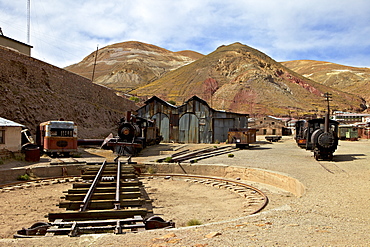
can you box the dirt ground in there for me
[0,137,369,246]
[0,173,272,239]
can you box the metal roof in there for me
[0,117,24,127]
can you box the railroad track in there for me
[11,161,268,238]
[14,160,173,238]
[143,174,268,215]
[317,160,347,174]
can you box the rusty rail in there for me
[114,160,121,210]
[79,160,107,212]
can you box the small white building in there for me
[0,117,24,152]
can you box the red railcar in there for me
[37,120,77,157]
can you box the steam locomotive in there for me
[295,117,339,160]
[102,112,162,156]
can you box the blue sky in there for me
[0,0,369,68]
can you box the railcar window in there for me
[50,128,74,137]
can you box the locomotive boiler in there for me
[305,118,339,160]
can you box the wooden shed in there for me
[137,96,249,143]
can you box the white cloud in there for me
[0,0,369,67]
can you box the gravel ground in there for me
[0,136,369,246]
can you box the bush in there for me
[228,153,234,158]
[14,155,25,161]
[168,100,176,105]
[164,157,172,163]
[17,174,30,181]
[129,96,140,103]
[186,219,202,226]
[147,166,156,174]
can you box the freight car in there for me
[102,112,162,156]
[228,128,257,148]
[36,120,78,157]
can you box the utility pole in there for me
[323,92,332,133]
[324,92,332,114]
[91,45,99,82]
[27,0,30,44]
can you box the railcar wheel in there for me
[314,153,319,161]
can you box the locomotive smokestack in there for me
[323,92,332,133]
[126,111,132,122]
[324,112,329,133]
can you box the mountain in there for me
[281,60,370,110]
[131,43,365,116]
[65,41,203,93]
[0,46,137,138]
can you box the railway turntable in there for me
[14,160,174,238]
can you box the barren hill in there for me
[65,41,203,92]
[282,60,370,110]
[0,46,137,138]
[131,43,365,116]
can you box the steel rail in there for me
[141,173,269,215]
[79,160,107,211]
[114,160,121,210]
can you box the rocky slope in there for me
[282,60,370,110]
[131,43,364,116]
[0,46,137,138]
[65,41,203,93]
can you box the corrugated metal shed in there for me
[137,96,249,143]
[0,117,24,127]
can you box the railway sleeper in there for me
[58,199,146,210]
[63,191,142,201]
[65,186,141,194]
[72,180,142,188]
[81,174,137,180]
[48,208,150,222]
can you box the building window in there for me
[0,130,4,144]
[263,129,267,135]
[271,122,275,125]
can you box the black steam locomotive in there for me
[102,112,162,156]
[295,93,339,160]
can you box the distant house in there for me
[250,116,292,136]
[137,96,249,143]
[331,112,370,124]
[0,117,24,152]
[0,34,33,56]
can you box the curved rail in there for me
[141,173,268,215]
